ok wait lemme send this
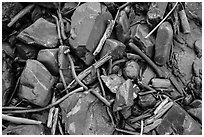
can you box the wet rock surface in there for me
[2,2,202,135]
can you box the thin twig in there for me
[57,9,67,40]
[7,77,20,105]
[145,2,178,38]
[51,108,59,135]
[67,54,88,90]
[3,87,84,114]
[47,93,56,128]
[90,89,111,107]
[115,128,140,135]
[52,15,63,45]
[59,70,67,90]
[58,120,64,135]
[8,4,35,27]
[140,120,144,135]
[2,114,41,125]
[97,69,106,97]
[108,59,113,75]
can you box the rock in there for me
[100,39,126,61]
[141,66,156,84]
[115,10,130,43]
[151,78,171,88]
[31,110,49,124]
[192,57,202,77]
[31,6,43,22]
[2,42,15,58]
[60,91,114,135]
[18,60,55,107]
[154,22,173,66]
[194,38,202,58]
[37,48,59,76]
[16,43,38,60]
[2,124,48,135]
[2,2,23,20]
[17,18,58,48]
[113,79,134,112]
[123,60,140,79]
[147,2,168,27]
[156,103,202,135]
[69,2,112,65]
[82,71,97,85]
[186,2,202,22]
[138,94,157,108]
[186,100,202,124]
[101,74,125,94]
[183,94,193,106]
[131,103,143,116]
[61,2,78,15]
[2,53,15,106]
[132,24,155,57]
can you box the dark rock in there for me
[18,60,55,107]
[101,74,125,93]
[69,2,112,65]
[131,104,143,116]
[147,2,168,27]
[2,124,48,135]
[187,100,202,124]
[194,38,202,58]
[16,43,38,60]
[141,66,156,84]
[31,110,49,124]
[31,6,43,22]
[113,79,134,112]
[2,53,15,106]
[183,94,193,106]
[115,10,130,43]
[60,91,114,135]
[37,48,59,76]
[17,18,58,48]
[138,94,157,108]
[61,2,78,15]
[156,103,202,135]
[123,60,140,79]
[132,24,155,58]
[154,22,173,66]
[100,39,126,61]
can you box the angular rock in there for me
[69,2,112,65]
[154,22,173,66]
[2,53,15,106]
[141,66,156,84]
[18,60,55,107]
[113,79,134,112]
[194,38,202,58]
[2,124,48,135]
[120,106,132,119]
[100,39,126,61]
[123,60,140,79]
[156,103,202,135]
[138,94,157,108]
[16,43,38,60]
[131,103,143,116]
[101,74,125,94]
[132,24,155,57]
[37,48,59,76]
[116,10,130,43]
[17,18,58,48]
[60,91,114,135]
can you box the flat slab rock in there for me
[19,59,55,107]
[156,103,202,135]
[17,18,58,48]
[60,91,114,135]
[69,2,112,65]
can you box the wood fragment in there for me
[47,93,56,128]
[154,97,169,115]
[8,4,35,27]
[140,120,144,135]
[115,128,140,135]
[51,108,59,135]
[58,120,64,135]
[143,119,162,133]
[2,114,42,125]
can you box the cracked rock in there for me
[18,59,55,107]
